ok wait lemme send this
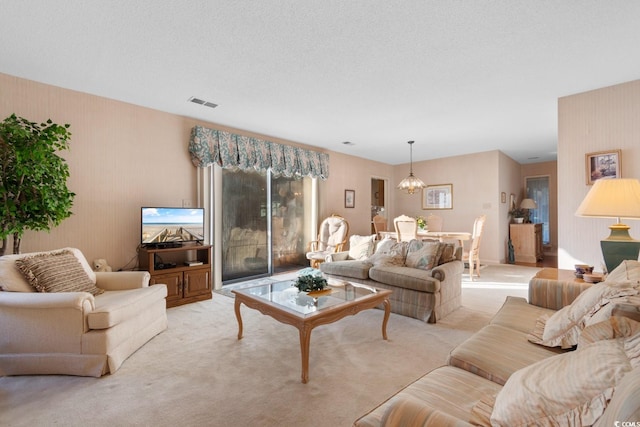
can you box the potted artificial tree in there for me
[0,114,75,255]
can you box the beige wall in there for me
[558,79,640,272]
[0,73,334,268]
[393,150,519,264]
[319,152,394,237]
[0,72,521,268]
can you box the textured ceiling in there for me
[1,1,640,165]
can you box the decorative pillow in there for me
[605,260,640,285]
[373,237,396,254]
[527,281,639,348]
[367,240,408,266]
[15,250,104,296]
[578,316,640,347]
[490,337,640,426]
[348,234,376,260]
[437,243,456,265]
[405,241,440,270]
[366,252,405,267]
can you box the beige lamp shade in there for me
[575,178,640,221]
[575,178,640,273]
[520,198,537,209]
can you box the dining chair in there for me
[462,215,486,280]
[394,214,417,242]
[372,215,388,238]
[305,214,350,268]
[426,214,443,232]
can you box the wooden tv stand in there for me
[138,244,212,308]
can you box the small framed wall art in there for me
[344,189,355,208]
[422,184,453,210]
[585,149,621,185]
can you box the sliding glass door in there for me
[221,169,310,284]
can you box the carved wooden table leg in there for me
[299,325,312,384]
[234,298,244,340]
[381,298,390,340]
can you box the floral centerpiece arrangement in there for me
[294,274,328,292]
[416,216,427,230]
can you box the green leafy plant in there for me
[0,114,75,255]
[416,216,426,229]
[509,207,525,218]
[294,274,328,292]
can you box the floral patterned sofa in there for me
[320,236,463,323]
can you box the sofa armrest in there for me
[528,276,592,310]
[381,396,474,427]
[95,271,150,291]
[0,291,95,310]
[326,251,350,262]
[0,292,95,351]
[431,260,464,282]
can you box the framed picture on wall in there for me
[422,184,453,210]
[585,149,621,185]
[344,189,355,208]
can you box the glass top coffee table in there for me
[232,279,392,383]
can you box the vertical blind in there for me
[188,125,330,179]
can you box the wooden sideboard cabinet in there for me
[510,223,543,263]
[138,244,212,308]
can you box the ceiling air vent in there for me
[188,96,218,109]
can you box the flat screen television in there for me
[141,207,205,248]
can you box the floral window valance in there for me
[188,125,329,179]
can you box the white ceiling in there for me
[2,1,640,165]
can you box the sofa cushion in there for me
[354,366,502,427]
[448,324,564,385]
[490,296,556,334]
[348,234,376,260]
[15,250,104,296]
[527,280,639,349]
[369,266,439,293]
[405,241,440,270]
[319,260,372,280]
[88,284,168,329]
[490,336,640,426]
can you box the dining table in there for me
[379,230,472,247]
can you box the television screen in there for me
[141,207,205,246]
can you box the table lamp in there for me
[520,198,537,223]
[575,178,640,273]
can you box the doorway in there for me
[371,177,388,233]
[525,176,550,244]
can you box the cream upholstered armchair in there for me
[306,215,350,268]
[0,248,168,377]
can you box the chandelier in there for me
[397,140,426,194]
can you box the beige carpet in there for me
[0,264,538,427]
